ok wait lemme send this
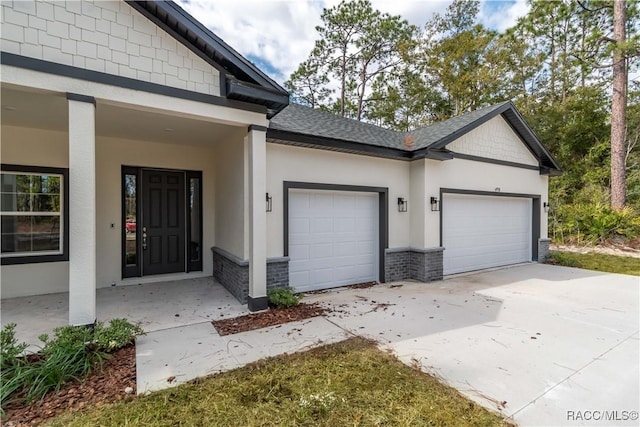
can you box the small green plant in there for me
[0,319,144,413]
[1,323,28,368]
[268,287,301,308]
[94,318,145,351]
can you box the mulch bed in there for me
[212,303,327,336]
[2,345,137,427]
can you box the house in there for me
[0,0,560,327]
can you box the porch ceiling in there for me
[1,85,240,146]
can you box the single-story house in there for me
[0,0,560,326]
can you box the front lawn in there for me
[547,251,640,275]
[48,338,510,427]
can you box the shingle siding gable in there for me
[446,116,539,166]
[0,0,220,96]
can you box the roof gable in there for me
[128,0,289,115]
[446,115,539,166]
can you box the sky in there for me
[176,0,530,85]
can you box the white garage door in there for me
[288,189,378,293]
[443,193,532,275]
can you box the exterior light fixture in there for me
[397,197,408,212]
[266,193,272,212]
[543,202,550,213]
[430,197,440,212]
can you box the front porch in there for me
[1,81,271,323]
[0,278,248,348]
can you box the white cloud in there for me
[478,0,530,33]
[176,0,324,82]
[176,0,528,84]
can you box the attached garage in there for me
[286,186,382,293]
[442,192,538,275]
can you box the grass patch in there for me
[547,251,640,275]
[48,338,510,427]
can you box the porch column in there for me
[247,125,268,311]
[67,94,97,326]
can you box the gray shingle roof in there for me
[268,101,561,172]
[269,102,511,151]
[269,103,404,149]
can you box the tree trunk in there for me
[611,0,627,210]
[340,48,347,118]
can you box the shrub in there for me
[551,203,640,245]
[1,323,28,368]
[0,319,144,412]
[268,287,301,308]
[94,318,145,351]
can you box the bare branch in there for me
[576,0,613,13]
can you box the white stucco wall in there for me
[265,143,411,258]
[424,158,549,248]
[213,129,247,260]
[447,116,538,166]
[409,159,427,249]
[0,0,220,96]
[0,125,69,167]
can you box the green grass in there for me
[48,338,510,427]
[547,251,640,275]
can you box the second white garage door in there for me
[443,193,532,275]
[288,189,378,293]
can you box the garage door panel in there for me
[334,241,357,256]
[289,189,378,292]
[311,218,333,233]
[333,194,356,210]
[443,194,532,275]
[311,243,333,258]
[290,193,310,209]
[334,217,355,232]
[356,194,377,209]
[356,240,376,254]
[289,218,310,234]
[310,193,333,209]
[290,271,309,287]
[289,244,309,260]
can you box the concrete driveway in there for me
[306,263,640,426]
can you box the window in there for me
[1,165,69,265]
[187,172,202,272]
[122,167,140,278]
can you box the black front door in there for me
[142,169,185,275]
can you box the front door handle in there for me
[142,227,147,250]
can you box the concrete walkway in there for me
[136,316,350,393]
[1,277,247,350]
[135,264,639,426]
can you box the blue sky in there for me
[176,0,529,85]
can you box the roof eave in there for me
[267,129,412,160]
[227,79,290,118]
[128,0,289,110]
[500,104,562,172]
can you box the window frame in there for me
[121,166,141,278]
[1,164,70,265]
